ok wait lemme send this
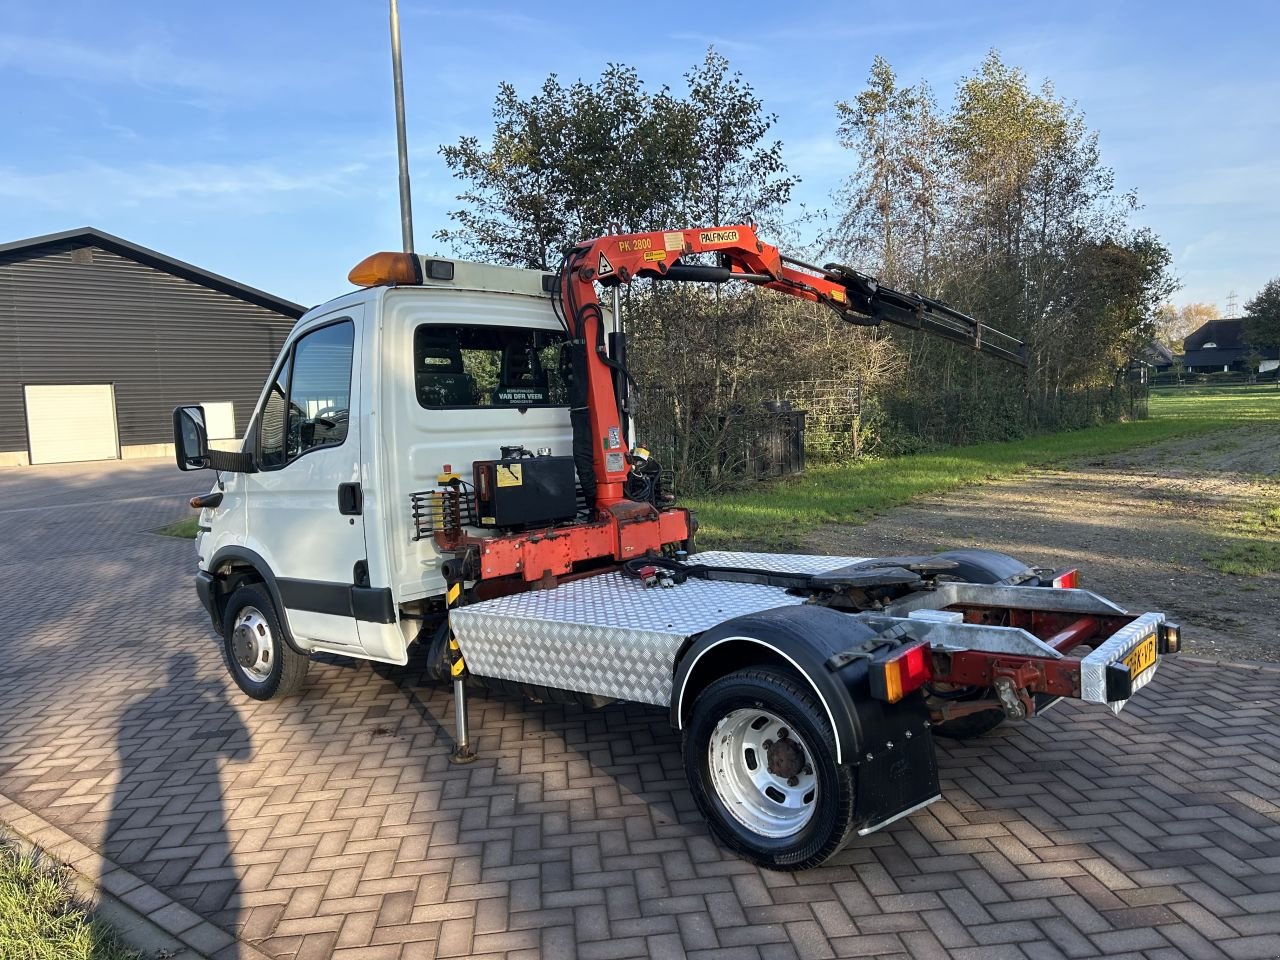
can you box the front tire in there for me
[683,667,856,871]
[222,584,309,700]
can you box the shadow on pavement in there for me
[105,652,250,934]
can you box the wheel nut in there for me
[763,739,773,750]
[778,728,790,740]
[803,764,812,775]
[787,776,799,787]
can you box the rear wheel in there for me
[683,667,856,870]
[929,698,1006,739]
[223,584,309,700]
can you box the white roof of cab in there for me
[297,256,555,331]
[413,256,552,299]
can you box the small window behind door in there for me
[414,324,569,409]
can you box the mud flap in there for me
[849,693,941,833]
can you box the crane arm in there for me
[557,224,1026,509]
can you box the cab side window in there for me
[289,321,354,457]
[257,320,354,469]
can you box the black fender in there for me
[671,605,940,830]
[933,548,1033,584]
[205,546,304,654]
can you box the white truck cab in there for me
[186,260,575,687]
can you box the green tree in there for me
[1244,278,1280,350]
[681,49,798,231]
[1244,278,1280,384]
[1154,302,1219,352]
[436,49,798,270]
[827,56,944,285]
[436,66,695,269]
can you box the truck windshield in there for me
[414,324,570,409]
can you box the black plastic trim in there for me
[195,570,218,628]
[206,547,399,630]
[352,586,396,623]
[277,577,396,624]
[1105,662,1133,702]
[338,482,363,515]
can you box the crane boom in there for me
[556,224,1026,510]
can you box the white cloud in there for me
[0,158,375,216]
[0,31,322,106]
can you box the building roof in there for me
[1140,341,1176,366]
[1184,317,1246,351]
[0,227,306,318]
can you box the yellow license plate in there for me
[1122,635,1157,679]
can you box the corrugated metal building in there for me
[0,227,304,466]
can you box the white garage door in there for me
[24,384,120,465]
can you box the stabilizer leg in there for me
[444,576,477,764]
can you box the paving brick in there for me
[1,462,1278,960]
[1219,935,1280,960]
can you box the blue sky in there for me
[2,0,1275,312]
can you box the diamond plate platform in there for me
[690,550,871,574]
[449,551,867,704]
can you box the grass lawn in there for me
[155,516,199,539]
[1205,500,1280,576]
[0,835,139,960]
[687,383,1280,549]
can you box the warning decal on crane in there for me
[597,253,615,277]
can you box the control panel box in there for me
[473,455,577,528]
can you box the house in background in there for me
[0,228,303,466]
[1182,318,1280,375]
[1139,341,1176,373]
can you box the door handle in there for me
[338,482,363,516]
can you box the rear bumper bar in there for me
[873,583,1172,715]
[1079,612,1164,711]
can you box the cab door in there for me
[245,311,367,649]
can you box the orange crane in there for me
[433,223,1025,586]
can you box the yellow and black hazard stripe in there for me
[445,579,467,678]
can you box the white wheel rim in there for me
[708,707,818,838]
[231,606,274,683]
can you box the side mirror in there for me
[173,405,210,471]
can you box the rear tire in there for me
[223,584,309,700]
[931,704,1006,740]
[683,667,856,871]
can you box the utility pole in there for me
[389,0,415,253]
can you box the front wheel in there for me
[222,584,310,700]
[683,668,856,870]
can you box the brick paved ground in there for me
[1,460,1279,960]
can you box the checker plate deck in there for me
[449,551,867,705]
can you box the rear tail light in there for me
[870,641,933,703]
[1050,568,1079,589]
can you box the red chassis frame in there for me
[926,604,1144,722]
